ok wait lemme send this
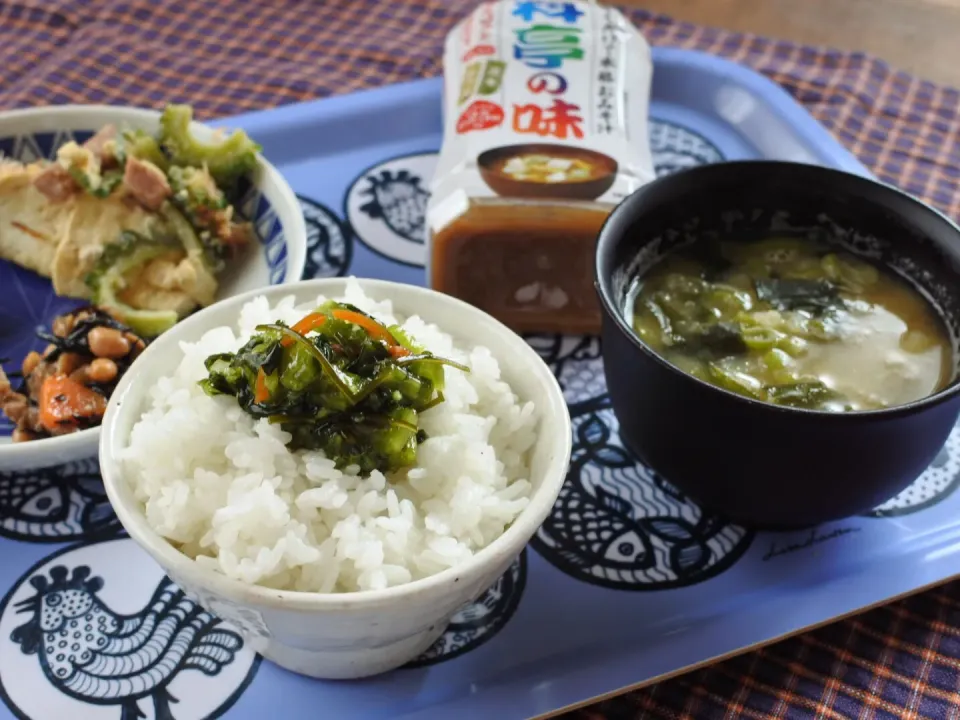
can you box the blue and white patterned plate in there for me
[0,105,306,471]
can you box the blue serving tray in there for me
[1,48,957,720]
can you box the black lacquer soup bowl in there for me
[595,161,960,527]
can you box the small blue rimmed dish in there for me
[0,105,307,471]
[595,160,960,528]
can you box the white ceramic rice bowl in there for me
[99,278,571,679]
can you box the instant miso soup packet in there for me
[427,0,656,334]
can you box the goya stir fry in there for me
[200,302,469,473]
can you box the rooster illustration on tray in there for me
[357,169,430,243]
[11,565,244,720]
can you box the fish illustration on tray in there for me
[358,169,430,243]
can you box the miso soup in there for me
[627,238,953,412]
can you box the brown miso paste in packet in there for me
[427,0,655,334]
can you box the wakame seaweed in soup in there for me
[627,238,953,412]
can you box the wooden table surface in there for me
[618,0,960,88]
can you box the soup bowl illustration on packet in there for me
[477,144,619,201]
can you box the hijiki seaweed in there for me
[0,306,147,441]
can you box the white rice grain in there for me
[121,279,536,593]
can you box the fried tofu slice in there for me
[1,141,222,321]
[50,191,159,298]
[117,252,218,316]
[0,162,73,277]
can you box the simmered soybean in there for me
[628,238,952,411]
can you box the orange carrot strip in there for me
[39,374,107,432]
[255,369,270,403]
[277,309,404,354]
[280,312,328,348]
[331,309,396,346]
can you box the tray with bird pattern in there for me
[3,48,959,720]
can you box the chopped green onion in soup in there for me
[628,237,952,411]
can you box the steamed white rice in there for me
[120,280,537,593]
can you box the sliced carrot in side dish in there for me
[281,312,328,347]
[388,345,412,358]
[38,374,107,432]
[332,309,397,346]
[255,369,270,403]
